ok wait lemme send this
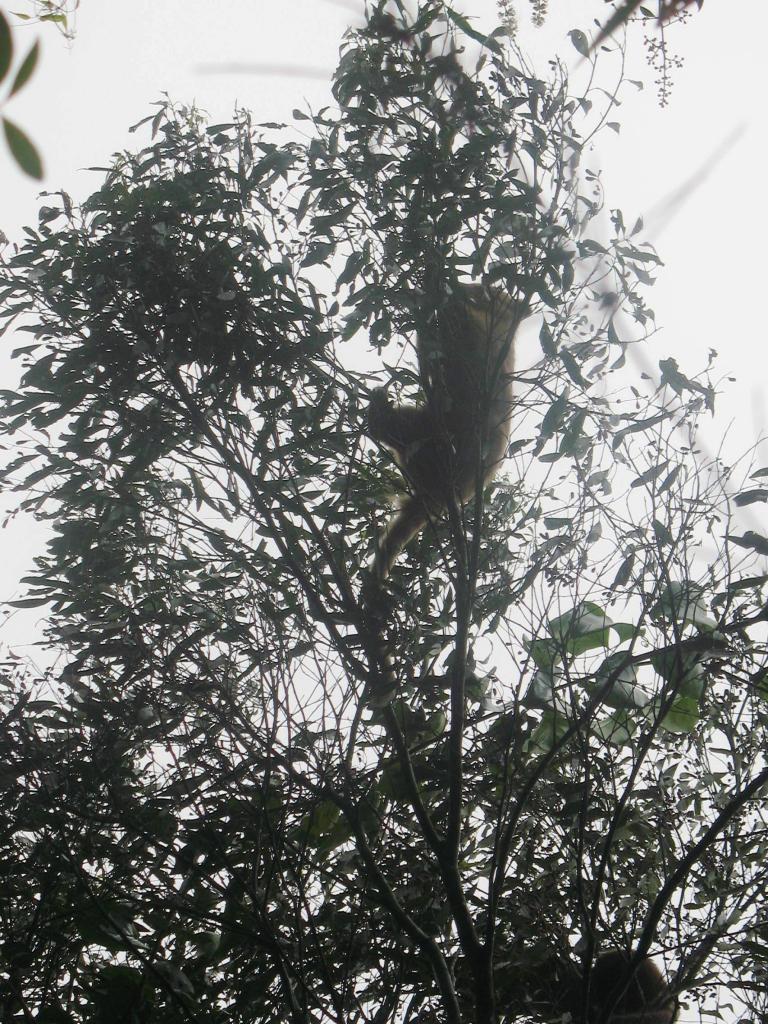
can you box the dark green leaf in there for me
[3,117,43,179]
[559,349,587,387]
[7,596,50,608]
[0,10,12,85]
[728,531,768,556]
[539,320,556,356]
[9,38,39,97]
[444,6,503,53]
[611,553,635,589]
[652,518,673,546]
[630,461,669,488]
[302,240,335,268]
[540,393,568,437]
[723,574,768,596]
[90,964,155,1023]
[337,251,364,287]
[734,488,768,507]
[568,29,590,58]
[658,465,681,494]
[658,694,700,734]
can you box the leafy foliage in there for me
[0,8,43,178]
[0,4,767,1023]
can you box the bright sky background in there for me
[1,0,766,656]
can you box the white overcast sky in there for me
[1,0,766,652]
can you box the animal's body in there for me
[580,951,678,1024]
[367,283,524,580]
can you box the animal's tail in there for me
[373,495,430,582]
[360,498,428,706]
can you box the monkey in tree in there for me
[366,282,525,582]
[576,950,678,1024]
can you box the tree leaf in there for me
[0,10,12,86]
[9,38,39,98]
[568,29,590,58]
[3,117,43,179]
[657,694,700,734]
[444,5,502,54]
[734,488,768,507]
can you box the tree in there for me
[1,3,767,1022]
